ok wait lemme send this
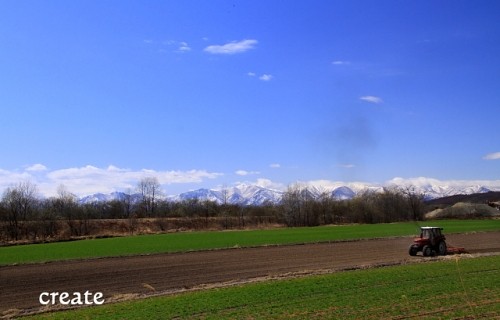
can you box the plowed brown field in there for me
[1,232,499,315]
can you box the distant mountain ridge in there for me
[425,191,500,206]
[78,181,499,206]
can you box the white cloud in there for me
[247,72,256,77]
[254,178,285,190]
[235,170,260,176]
[47,166,223,195]
[26,164,48,172]
[386,176,439,187]
[155,169,223,184]
[269,163,281,168]
[483,152,500,160]
[259,74,273,81]
[0,165,223,197]
[332,60,350,65]
[204,39,258,55]
[0,169,33,192]
[360,96,383,104]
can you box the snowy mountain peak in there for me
[332,186,356,200]
[78,180,499,205]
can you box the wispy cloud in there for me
[259,74,273,81]
[144,39,191,54]
[235,170,260,176]
[248,72,273,81]
[177,42,191,52]
[360,96,383,104]
[269,163,281,168]
[338,164,355,169]
[332,60,350,65]
[204,39,258,55]
[483,152,500,160]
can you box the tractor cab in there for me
[409,227,447,256]
[420,227,444,244]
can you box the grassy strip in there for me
[24,255,500,319]
[1,219,499,265]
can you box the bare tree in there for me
[137,177,162,217]
[56,185,77,210]
[38,198,60,240]
[318,191,333,225]
[1,181,39,240]
[53,184,80,236]
[400,185,425,221]
[220,185,230,229]
[281,184,303,227]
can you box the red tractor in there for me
[409,227,447,256]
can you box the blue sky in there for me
[1,0,499,196]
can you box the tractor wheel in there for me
[422,245,431,257]
[438,241,447,255]
[408,245,418,256]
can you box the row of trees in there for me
[281,185,425,227]
[0,179,425,242]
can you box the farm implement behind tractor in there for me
[409,227,467,257]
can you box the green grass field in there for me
[1,219,499,265]
[24,255,500,319]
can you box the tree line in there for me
[0,178,425,243]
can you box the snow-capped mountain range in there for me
[170,184,284,205]
[79,192,143,204]
[78,180,500,206]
